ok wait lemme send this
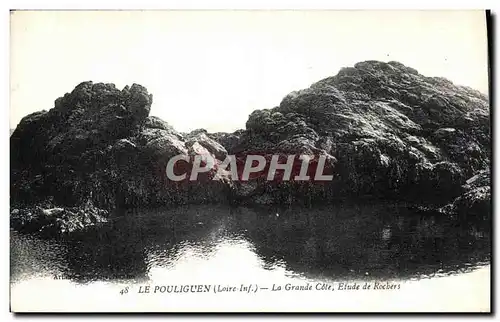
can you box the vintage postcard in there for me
[9,10,491,313]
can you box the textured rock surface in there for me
[10,61,491,235]
[10,199,108,236]
[10,82,231,234]
[226,60,490,206]
[440,169,491,220]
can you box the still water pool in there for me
[10,203,491,312]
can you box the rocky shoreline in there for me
[10,61,491,236]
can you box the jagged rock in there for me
[144,116,176,132]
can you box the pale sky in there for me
[10,10,489,133]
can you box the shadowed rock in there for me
[440,169,491,221]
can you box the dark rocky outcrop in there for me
[440,169,491,221]
[10,198,108,236]
[10,61,491,235]
[225,61,490,207]
[10,82,232,234]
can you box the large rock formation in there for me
[226,61,490,206]
[10,61,491,235]
[10,82,232,234]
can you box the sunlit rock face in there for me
[10,61,490,235]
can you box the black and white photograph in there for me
[9,9,491,312]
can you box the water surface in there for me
[11,203,490,285]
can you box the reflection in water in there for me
[237,204,490,280]
[10,203,491,284]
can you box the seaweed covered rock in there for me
[208,130,245,152]
[10,199,108,236]
[440,170,491,220]
[229,61,490,206]
[10,82,233,235]
[11,82,154,203]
